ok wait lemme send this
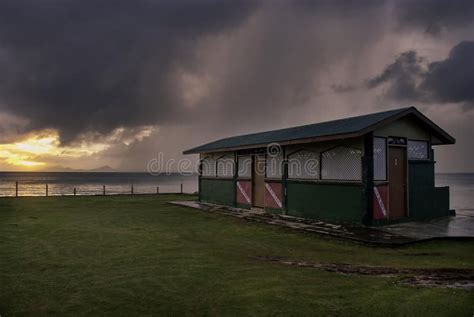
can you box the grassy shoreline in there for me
[1,195,473,316]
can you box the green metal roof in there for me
[184,107,455,154]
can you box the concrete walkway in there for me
[379,209,474,240]
[170,201,415,245]
[170,201,474,245]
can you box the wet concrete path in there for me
[380,209,474,239]
[170,201,474,245]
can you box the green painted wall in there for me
[408,161,450,220]
[200,178,234,206]
[286,182,365,224]
[409,186,450,220]
[409,161,434,188]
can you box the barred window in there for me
[373,137,387,180]
[321,147,362,180]
[408,140,429,159]
[201,156,216,177]
[238,156,251,178]
[217,156,234,177]
[288,150,320,179]
[266,152,283,178]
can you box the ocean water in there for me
[0,172,472,212]
[436,173,474,213]
[0,172,198,196]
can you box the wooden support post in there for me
[157,186,160,194]
[15,181,18,197]
[103,185,106,196]
[74,188,77,196]
[198,154,202,202]
[363,132,374,225]
[232,152,237,207]
[131,185,134,195]
[282,146,288,215]
[46,184,48,197]
[180,182,183,194]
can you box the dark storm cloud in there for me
[0,0,473,148]
[367,41,474,106]
[366,51,424,101]
[0,0,391,145]
[395,0,474,35]
[0,0,259,143]
[420,41,474,104]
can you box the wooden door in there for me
[388,147,407,219]
[252,155,265,208]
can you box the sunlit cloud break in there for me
[0,126,155,169]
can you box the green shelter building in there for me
[184,107,455,225]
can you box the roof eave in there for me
[183,131,362,155]
[409,108,456,145]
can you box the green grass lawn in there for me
[0,195,473,316]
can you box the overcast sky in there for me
[0,0,473,172]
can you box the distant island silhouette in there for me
[38,165,117,173]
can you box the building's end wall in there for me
[373,116,451,223]
[374,115,430,140]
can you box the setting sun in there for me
[15,160,45,167]
[0,130,109,169]
[13,136,58,155]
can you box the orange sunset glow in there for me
[0,126,155,170]
[0,130,109,169]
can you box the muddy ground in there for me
[253,255,474,290]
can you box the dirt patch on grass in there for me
[402,252,443,257]
[253,255,474,290]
